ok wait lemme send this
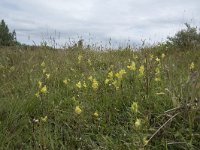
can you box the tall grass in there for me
[0,45,199,149]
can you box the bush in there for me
[167,23,200,50]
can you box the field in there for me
[0,45,200,149]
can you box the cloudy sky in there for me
[0,0,200,47]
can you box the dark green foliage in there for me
[0,19,19,46]
[167,23,200,50]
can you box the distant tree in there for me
[0,19,18,46]
[167,23,200,50]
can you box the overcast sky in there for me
[0,0,200,47]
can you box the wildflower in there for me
[41,61,45,67]
[88,76,93,81]
[41,116,48,122]
[149,54,154,61]
[115,69,126,79]
[127,61,136,71]
[108,71,114,79]
[63,79,68,85]
[155,77,161,82]
[38,81,42,88]
[75,106,82,115]
[40,85,47,94]
[88,59,92,66]
[143,137,149,146]
[155,57,160,62]
[135,118,142,129]
[139,65,144,77]
[46,73,50,79]
[83,81,87,88]
[93,111,99,117]
[131,102,138,113]
[190,62,195,70]
[112,80,119,90]
[43,68,46,73]
[161,53,165,58]
[76,81,82,89]
[105,79,109,84]
[92,78,98,90]
[35,92,40,97]
[78,55,83,64]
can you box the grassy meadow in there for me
[0,45,200,149]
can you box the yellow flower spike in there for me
[139,65,145,77]
[35,92,40,98]
[41,61,45,67]
[88,76,93,81]
[161,53,165,58]
[46,73,50,79]
[115,69,126,79]
[135,118,142,129]
[131,102,138,113]
[40,85,47,94]
[155,57,160,62]
[143,137,149,146]
[87,59,92,66]
[127,61,136,71]
[93,111,99,117]
[75,106,82,115]
[105,79,109,84]
[63,79,68,85]
[108,71,114,79]
[41,116,48,122]
[92,78,98,90]
[76,81,82,89]
[190,62,195,70]
[83,81,87,88]
[38,81,42,88]
[78,55,83,64]
[112,80,119,90]
[43,69,46,74]
[149,54,154,61]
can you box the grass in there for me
[0,45,200,149]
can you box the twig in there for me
[147,112,180,144]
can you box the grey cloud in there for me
[0,0,199,46]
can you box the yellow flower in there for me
[149,54,154,61]
[143,137,149,146]
[112,80,119,90]
[35,92,40,97]
[88,76,93,81]
[41,116,48,122]
[43,68,46,73]
[135,118,142,129]
[155,77,161,82]
[38,81,42,88]
[127,61,136,71]
[63,79,68,85]
[92,78,98,90]
[139,65,144,77]
[41,61,45,67]
[75,106,82,115]
[115,69,126,79]
[108,71,114,79]
[131,102,138,113]
[161,53,165,58]
[46,73,50,79]
[190,62,195,70]
[88,59,92,66]
[83,81,87,88]
[78,55,83,63]
[93,111,99,117]
[105,79,109,84]
[155,57,160,62]
[76,81,82,89]
[40,85,47,94]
